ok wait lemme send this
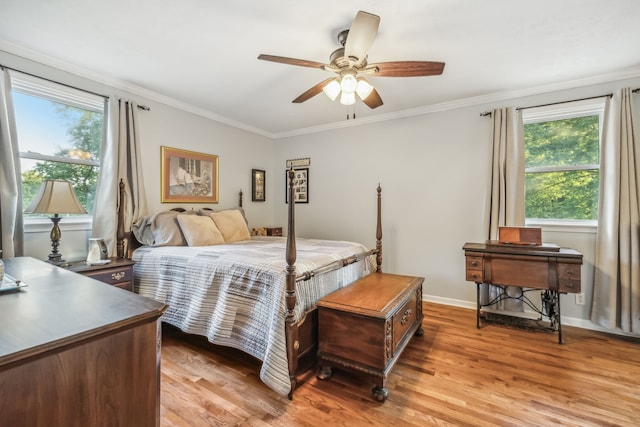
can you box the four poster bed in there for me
[117,171,383,398]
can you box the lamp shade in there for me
[24,180,87,215]
[340,91,356,106]
[356,78,374,100]
[322,79,341,101]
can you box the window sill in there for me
[24,217,92,234]
[525,219,597,234]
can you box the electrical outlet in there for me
[575,293,585,305]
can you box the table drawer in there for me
[465,257,484,282]
[466,269,483,282]
[558,263,581,293]
[559,280,581,293]
[466,257,483,270]
[558,263,581,280]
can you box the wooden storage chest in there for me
[317,272,424,401]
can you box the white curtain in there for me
[591,88,640,334]
[0,68,23,257]
[92,98,148,257]
[482,107,525,310]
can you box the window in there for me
[11,73,105,221]
[522,98,605,225]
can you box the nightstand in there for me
[265,227,282,236]
[66,257,135,291]
[251,227,282,237]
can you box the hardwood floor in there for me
[160,302,640,426]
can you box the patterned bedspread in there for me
[132,236,375,396]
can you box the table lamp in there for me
[24,179,87,265]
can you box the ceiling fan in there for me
[258,11,445,109]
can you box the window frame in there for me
[522,98,606,230]
[10,72,106,232]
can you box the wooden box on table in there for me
[498,226,542,245]
[316,272,424,401]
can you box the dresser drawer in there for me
[66,258,135,291]
[83,266,132,285]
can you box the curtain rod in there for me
[480,88,640,117]
[0,63,150,111]
[516,93,612,111]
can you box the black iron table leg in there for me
[476,282,481,328]
[557,291,563,344]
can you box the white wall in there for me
[135,100,277,225]
[275,77,640,324]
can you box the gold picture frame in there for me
[161,146,218,203]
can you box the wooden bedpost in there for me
[285,168,298,399]
[239,189,243,208]
[117,179,126,259]
[376,183,382,272]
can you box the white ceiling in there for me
[1,0,639,138]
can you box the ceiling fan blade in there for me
[344,11,380,60]
[361,88,383,109]
[258,54,326,70]
[292,78,336,103]
[369,61,446,77]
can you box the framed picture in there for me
[161,146,218,203]
[252,169,265,202]
[285,168,309,204]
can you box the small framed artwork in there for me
[285,168,309,204]
[161,146,219,203]
[252,169,265,202]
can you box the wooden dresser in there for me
[0,257,167,426]
[317,272,424,401]
[463,242,583,343]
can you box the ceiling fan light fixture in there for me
[322,79,341,101]
[355,78,374,100]
[340,91,356,106]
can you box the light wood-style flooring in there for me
[160,302,640,426]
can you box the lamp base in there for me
[46,254,66,266]
[47,215,65,266]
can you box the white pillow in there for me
[176,214,225,246]
[209,209,251,243]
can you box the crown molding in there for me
[3,39,639,141]
[271,66,640,139]
[0,40,272,138]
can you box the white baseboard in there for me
[423,294,638,339]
